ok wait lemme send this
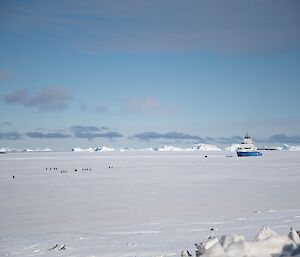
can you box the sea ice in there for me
[0,150,299,257]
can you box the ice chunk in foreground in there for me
[181,250,193,257]
[195,237,220,255]
[253,226,278,241]
[289,227,300,244]
[220,234,246,249]
[186,227,299,257]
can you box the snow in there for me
[0,150,300,257]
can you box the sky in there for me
[0,0,300,150]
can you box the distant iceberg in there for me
[225,144,240,152]
[97,146,115,152]
[0,148,8,153]
[72,146,115,152]
[72,147,94,152]
[193,143,221,151]
[281,144,300,151]
[0,147,20,153]
[154,144,221,151]
[25,148,53,152]
[120,147,154,152]
[156,145,188,152]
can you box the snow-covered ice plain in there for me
[0,150,300,257]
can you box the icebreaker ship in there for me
[236,133,262,157]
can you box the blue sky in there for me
[0,0,300,150]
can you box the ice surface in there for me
[0,150,299,257]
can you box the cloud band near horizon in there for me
[4,88,73,111]
[1,128,300,145]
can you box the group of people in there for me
[45,167,94,173]
[13,165,115,180]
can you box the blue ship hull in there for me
[237,151,262,157]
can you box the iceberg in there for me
[25,148,53,152]
[225,144,240,152]
[97,146,115,152]
[0,147,10,153]
[281,144,300,151]
[72,146,115,152]
[193,144,221,151]
[120,147,154,152]
[156,145,186,151]
[72,147,94,152]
